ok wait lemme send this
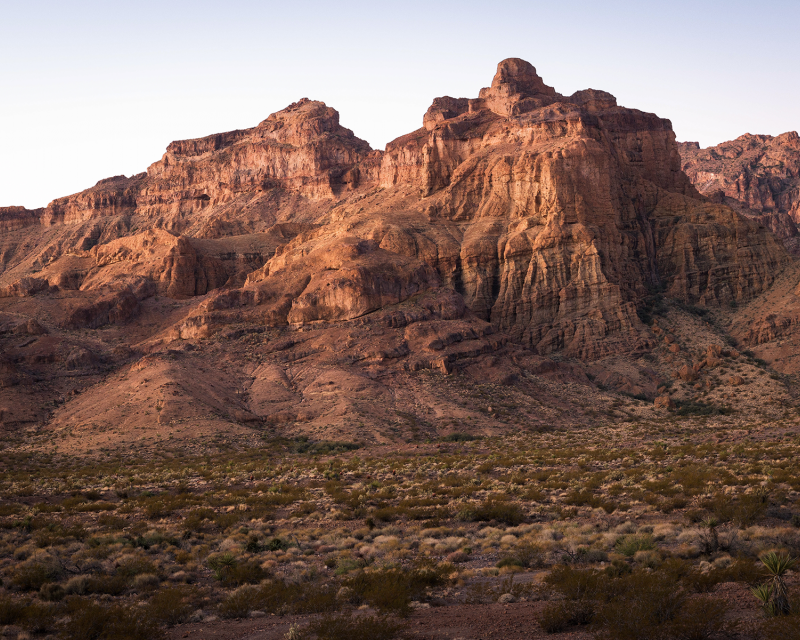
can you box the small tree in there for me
[751,552,796,616]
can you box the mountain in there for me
[0,59,795,453]
[678,132,800,254]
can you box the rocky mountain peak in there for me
[477,57,559,117]
[0,60,795,445]
[485,58,557,98]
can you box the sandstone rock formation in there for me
[679,133,800,253]
[0,59,794,448]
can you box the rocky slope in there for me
[679,133,800,253]
[0,59,796,450]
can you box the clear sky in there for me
[2,0,798,209]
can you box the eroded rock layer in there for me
[0,59,793,445]
[679,133,800,253]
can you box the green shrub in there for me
[60,599,163,640]
[604,558,632,577]
[563,490,601,508]
[601,500,618,514]
[594,572,687,640]
[290,437,361,455]
[0,597,26,625]
[231,561,267,585]
[264,581,338,614]
[544,565,601,601]
[97,514,127,529]
[759,615,800,640]
[716,559,764,585]
[708,491,768,526]
[265,537,290,551]
[615,534,656,557]
[12,557,62,591]
[682,569,721,594]
[146,586,197,626]
[675,401,733,417]
[85,575,128,596]
[218,580,339,618]
[116,555,158,578]
[20,601,57,634]
[182,507,216,533]
[497,556,524,569]
[540,565,600,632]
[472,498,524,525]
[345,569,413,613]
[665,596,734,639]
[441,433,478,442]
[217,585,261,619]
[539,601,571,633]
[131,573,160,591]
[498,541,545,569]
[39,582,66,601]
[455,505,477,522]
[208,551,267,586]
[308,613,405,640]
[539,600,594,633]
[344,560,450,614]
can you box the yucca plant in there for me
[208,552,237,581]
[699,517,720,554]
[753,552,796,616]
[751,583,775,616]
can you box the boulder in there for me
[654,395,674,410]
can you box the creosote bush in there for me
[539,565,736,638]
[59,599,163,640]
[458,498,524,525]
[308,613,406,640]
[615,533,656,557]
[147,586,198,626]
[217,581,339,619]
[344,560,452,614]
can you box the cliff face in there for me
[679,133,800,253]
[0,99,377,236]
[1,60,789,358]
[0,59,794,444]
[347,59,784,357]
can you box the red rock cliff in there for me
[679,133,800,253]
[0,59,790,362]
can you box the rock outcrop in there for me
[2,59,790,352]
[0,58,795,445]
[372,59,787,356]
[679,133,800,253]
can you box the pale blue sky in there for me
[2,0,798,208]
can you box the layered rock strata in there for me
[0,58,793,441]
[4,60,787,356]
[679,133,800,253]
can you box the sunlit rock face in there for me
[0,59,792,438]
